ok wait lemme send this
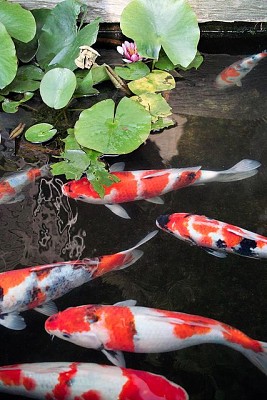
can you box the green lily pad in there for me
[25,123,57,143]
[121,0,200,67]
[40,68,77,109]
[0,0,36,43]
[128,70,175,95]
[115,62,150,80]
[152,117,175,131]
[0,22,17,90]
[131,93,172,123]
[2,92,33,113]
[74,97,152,154]
[75,70,99,97]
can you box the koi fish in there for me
[0,165,50,205]
[156,213,267,259]
[62,159,260,219]
[45,301,267,375]
[0,231,157,330]
[0,362,188,400]
[215,50,267,89]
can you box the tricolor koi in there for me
[215,50,267,89]
[0,361,189,400]
[0,165,50,205]
[0,231,157,330]
[45,301,267,375]
[156,213,267,259]
[62,159,260,219]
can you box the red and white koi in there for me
[215,50,267,89]
[0,231,156,330]
[45,301,267,375]
[0,165,50,205]
[0,361,188,400]
[156,213,267,259]
[62,159,260,219]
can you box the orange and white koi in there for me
[215,50,267,89]
[45,301,267,375]
[0,362,188,400]
[0,231,156,330]
[156,213,267,259]
[62,159,260,219]
[0,165,50,205]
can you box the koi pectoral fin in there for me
[105,204,131,219]
[6,194,25,204]
[0,312,26,330]
[34,300,58,316]
[204,248,227,258]
[145,196,164,204]
[101,349,126,367]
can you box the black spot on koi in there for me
[233,238,257,257]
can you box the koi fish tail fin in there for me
[119,230,159,270]
[201,159,261,184]
[242,341,267,376]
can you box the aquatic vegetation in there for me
[0,0,203,195]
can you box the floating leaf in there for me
[121,0,200,67]
[128,70,175,95]
[36,0,82,68]
[0,0,36,42]
[91,64,110,85]
[0,22,17,89]
[4,65,44,93]
[0,95,5,101]
[177,51,204,70]
[74,97,152,154]
[131,93,172,122]
[115,62,150,80]
[152,117,175,131]
[2,92,33,113]
[40,68,76,109]
[25,123,57,143]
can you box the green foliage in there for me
[0,0,36,42]
[0,21,17,89]
[74,97,152,154]
[1,91,33,113]
[115,61,150,80]
[40,68,77,109]
[0,0,203,195]
[51,129,119,197]
[25,123,57,143]
[128,70,175,95]
[120,0,200,67]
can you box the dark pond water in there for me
[0,50,267,399]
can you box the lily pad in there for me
[40,68,77,109]
[0,22,17,90]
[128,70,175,95]
[0,0,36,43]
[152,117,175,131]
[74,97,152,154]
[2,92,33,113]
[25,123,57,143]
[121,0,200,67]
[131,93,172,123]
[115,62,150,80]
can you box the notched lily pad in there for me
[74,97,152,154]
[25,123,57,143]
[115,62,150,80]
[128,70,175,95]
[2,92,34,113]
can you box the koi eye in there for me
[62,332,71,338]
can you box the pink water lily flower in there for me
[117,41,143,63]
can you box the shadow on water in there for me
[0,51,267,399]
